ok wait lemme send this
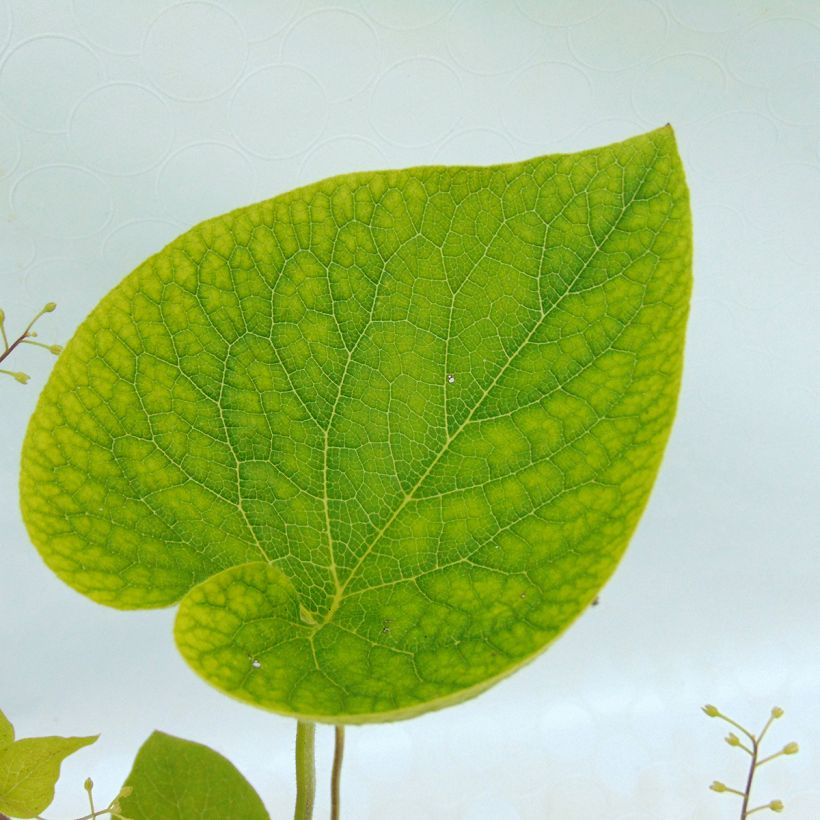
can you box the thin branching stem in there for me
[755,749,784,768]
[739,733,758,818]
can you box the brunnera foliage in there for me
[20,126,692,723]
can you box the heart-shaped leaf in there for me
[118,731,269,820]
[21,126,691,722]
[0,712,96,819]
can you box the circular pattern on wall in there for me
[142,2,246,101]
[0,218,35,271]
[103,218,180,271]
[156,142,256,228]
[632,53,727,124]
[501,62,593,145]
[0,112,21,178]
[667,0,769,33]
[370,58,462,147]
[69,83,174,175]
[725,17,820,87]
[0,0,11,55]
[299,135,386,185]
[282,10,379,101]
[365,0,451,30]
[0,35,104,132]
[230,65,326,159]
[768,60,820,127]
[12,165,112,238]
[691,110,778,181]
[72,0,167,55]
[446,0,544,76]
[569,0,668,71]
[433,128,517,165]
[220,0,302,42]
[515,0,604,26]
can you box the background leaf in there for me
[118,731,269,820]
[20,126,691,722]
[0,734,96,818]
[0,712,13,750]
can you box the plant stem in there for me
[740,734,759,819]
[294,721,316,820]
[331,726,345,820]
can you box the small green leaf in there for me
[0,712,13,749]
[0,733,97,818]
[21,126,692,722]
[118,731,268,820]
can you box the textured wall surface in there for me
[1,1,818,818]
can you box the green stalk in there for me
[294,721,316,820]
[331,726,345,820]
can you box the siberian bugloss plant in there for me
[16,126,692,816]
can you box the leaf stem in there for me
[294,721,316,820]
[331,726,345,820]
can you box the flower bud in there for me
[118,786,133,798]
[49,344,63,355]
[84,777,94,792]
[771,706,784,718]
[783,742,799,755]
[43,302,57,313]
[725,733,740,746]
[702,704,720,717]
[11,371,30,384]
[769,800,784,812]
[0,308,5,323]
[709,781,727,792]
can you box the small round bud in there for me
[725,733,740,746]
[783,742,799,755]
[771,706,784,718]
[709,781,727,793]
[12,371,30,384]
[43,302,57,313]
[769,800,784,812]
[0,308,5,322]
[84,777,94,792]
[118,786,133,798]
[49,344,63,355]
[702,704,720,717]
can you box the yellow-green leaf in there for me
[0,712,13,750]
[0,733,96,818]
[118,731,268,820]
[20,126,692,723]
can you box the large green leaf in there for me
[118,731,268,820]
[20,126,691,722]
[0,711,96,819]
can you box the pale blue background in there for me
[1,1,818,817]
